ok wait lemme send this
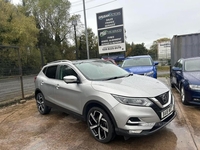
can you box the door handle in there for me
[41,81,44,85]
[56,84,60,89]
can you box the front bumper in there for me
[111,97,176,137]
[185,89,200,105]
[115,111,176,137]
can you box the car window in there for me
[174,61,178,67]
[174,61,179,67]
[45,65,57,79]
[75,61,128,80]
[184,59,200,72]
[122,57,153,67]
[59,65,77,80]
[42,67,47,74]
[177,60,183,68]
[174,59,182,69]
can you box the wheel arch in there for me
[179,79,189,90]
[35,88,42,99]
[83,100,118,128]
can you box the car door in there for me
[53,64,86,114]
[171,59,184,90]
[40,65,58,102]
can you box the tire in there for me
[170,77,175,88]
[36,92,51,115]
[171,83,175,88]
[181,86,188,105]
[87,107,115,143]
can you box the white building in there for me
[158,41,171,60]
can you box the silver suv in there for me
[34,59,176,143]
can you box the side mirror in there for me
[63,75,78,83]
[154,61,159,66]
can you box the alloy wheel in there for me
[36,93,45,113]
[87,107,114,143]
[36,93,51,114]
[181,86,188,105]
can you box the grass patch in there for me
[158,74,170,78]
[157,66,170,71]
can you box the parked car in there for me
[121,55,158,78]
[102,58,117,65]
[170,57,200,105]
[35,59,176,143]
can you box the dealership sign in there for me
[96,8,125,54]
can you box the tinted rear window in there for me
[45,65,57,79]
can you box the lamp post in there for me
[72,19,78,59]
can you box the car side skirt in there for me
[44,99,85,121]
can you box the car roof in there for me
[125,55,151,59]
[181,56,200,61]
[72,59,104,64]
[45,59,104,66]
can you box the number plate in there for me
[161,105,174,119]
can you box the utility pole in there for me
[83,0,90,59]
[72,19,78,59]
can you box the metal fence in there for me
[0,45,120,103]
[0,46,40,102]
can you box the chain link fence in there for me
[0,45,101,103]
[0,46,41,103]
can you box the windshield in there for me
[184,58,200,72]
[122,57,153,67]
[75,61,129,80]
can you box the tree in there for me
[0,0,40,75]
[79,28,99,59]
[130,43,148,56]
[21,0,83,62]
[125,42,134,56]
[156,38,171,43]
[148,41,158,60]
[148,38,171,60]
[22,0,71,44]
[0,0,38,46]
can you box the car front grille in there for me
[155,92,169,105]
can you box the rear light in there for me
[34,76,37,82]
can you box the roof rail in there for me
[47,60,72,64]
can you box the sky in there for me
[12,0,200,49]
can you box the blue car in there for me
[170,57,200,105]
[121,55,158,78]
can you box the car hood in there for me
[183,72,200,85]
[91,75,168,97]
[123,66,153,74]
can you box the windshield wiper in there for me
[104,76,125,81]
[126,73,133,77]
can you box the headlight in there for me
[112,95,153,106]
[144,71,154,76]
[189,85,200,90]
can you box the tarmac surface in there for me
[0,77,200,150]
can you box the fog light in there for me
[127,117,141,125]
[129,130,142,134]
